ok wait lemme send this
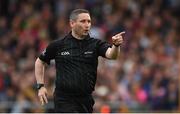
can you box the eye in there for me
[80,20,86,23]
[87,20,91,23]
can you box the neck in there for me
[71,31,85,40]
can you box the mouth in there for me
[84,29,89,33]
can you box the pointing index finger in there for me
[119,31,125,35]
[115,31,125,37]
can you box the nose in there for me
[85,21,91,28]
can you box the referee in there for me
[35,9,125,113]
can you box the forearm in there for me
[106,45,120,59]
[35,58,45,84]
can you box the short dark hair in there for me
[69,9,90,21]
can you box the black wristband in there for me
[113,44,120,47]
[36,84,44,90]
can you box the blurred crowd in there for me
[0,0,180,113]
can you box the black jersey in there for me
[39,32,111,96]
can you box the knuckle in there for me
[38,92,44,96]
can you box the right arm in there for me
[35,40,57,105]
[35,58,48,105]
[35,58,46,84]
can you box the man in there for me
[35,9,125,113]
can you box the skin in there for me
[35,12,125,105]
[70,13,91,39]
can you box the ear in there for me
[70,20,75,28]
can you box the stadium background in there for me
[0,0,179,113]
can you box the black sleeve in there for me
[96,39,112,57]
[39,41,57,65]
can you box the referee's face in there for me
[71,13,91,37]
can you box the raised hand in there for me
[112,31,125,47]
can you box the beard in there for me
[74,28,89,38]
[83,30,89,36]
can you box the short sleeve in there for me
[39,41,57,65]
[97,39,112,57]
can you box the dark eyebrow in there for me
[80,19,91,22]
